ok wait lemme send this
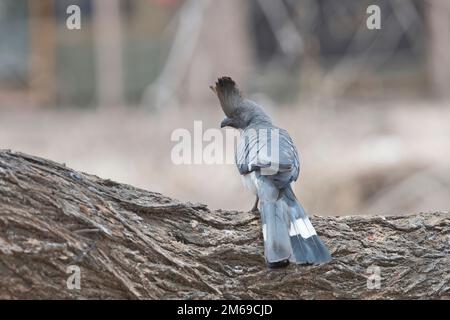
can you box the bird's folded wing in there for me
[236,127,300,186]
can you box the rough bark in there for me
[0,150,448,299]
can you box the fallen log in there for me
[0,150,448,299]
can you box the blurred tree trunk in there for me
[28,0,56,107]
[0,150,448,299]
[93,0,124,107]
[427,0,450,100]
[183,0,253,105]
[141,0,211,110]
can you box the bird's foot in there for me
[266,259,290,269]
[249,206,259,214]
[249,197,259,214]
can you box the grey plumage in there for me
[211,77,331,267]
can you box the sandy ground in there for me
[1,99,450,215]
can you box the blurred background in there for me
[0,0,449,215]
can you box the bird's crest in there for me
[210,76,242,117]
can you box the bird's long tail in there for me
[281,186,331,264]
[260,200,292,266]
[261,186,331,266]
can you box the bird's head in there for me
[210,76,272,129]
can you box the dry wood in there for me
[0,150,448,299]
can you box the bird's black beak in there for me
[220,117,233,128]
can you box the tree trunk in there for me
[0,150,448,299]
[426,0,450,99]
[93,0,124,107]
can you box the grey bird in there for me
[211,76,331,268]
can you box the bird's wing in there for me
[236,127,300,188]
